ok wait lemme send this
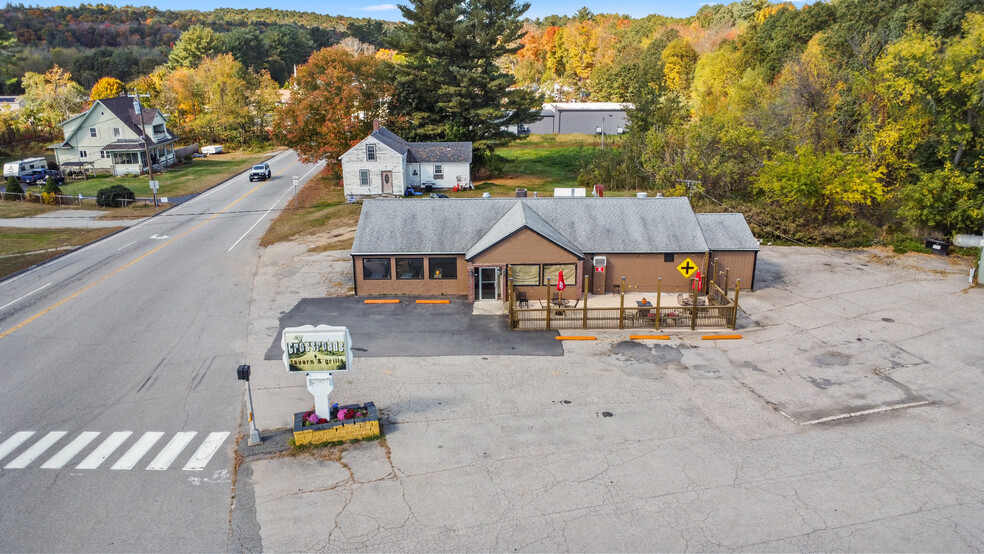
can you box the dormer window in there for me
[366,143,376,161]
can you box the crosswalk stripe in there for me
[6,431,67,469]
[41,431,100,469]
[183,432,230,471]
[147,431,197,470]
[77,431,132,469]
[0,432,36,464]
[111,432,164,470]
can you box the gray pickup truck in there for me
[249,163,272,182]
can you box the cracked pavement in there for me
[238,244,984,551]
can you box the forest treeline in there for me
[508,0,984,243]
[0,3,392,88]
[2,0,984,244]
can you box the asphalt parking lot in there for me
[264,296,563,360]
[243,245,984,551]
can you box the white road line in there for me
[226,160,324,252]
[5,431,67,469]
[227,187,294,252]
[77,431,132,469]
[147,432,197,470]
[183,432,230,471]
[111,431,164,470]
[116,241,137,251]
[41,431,100,469]
[799,400,931,425]
[0,283,52,311]
[0,431,35,463]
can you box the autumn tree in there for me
[160,54,279,145]
[90,76,125,101]
[21,65,87,128]
[272,47,393,171]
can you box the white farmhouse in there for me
[50,96,179,176]
[340,126,472,197]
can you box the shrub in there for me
[40,191,57,205]
[5,176,23,196]
[42,177,62,196]
[96,184,135,207]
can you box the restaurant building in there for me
[350,196,758,302]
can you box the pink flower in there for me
[338,408,353,420]
[305,411,320,423]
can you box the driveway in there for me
[264,296,564,360]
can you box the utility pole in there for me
[130,90,157,209]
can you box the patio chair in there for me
[517,291,529,308]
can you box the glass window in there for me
[396,258,424,280]
[509,264,539,285]
[664,253,675,263]
[543,264,576,286]
[366,144,376,161]
[359,169,369,186]
[113,127,121,137]
[100,151,109,159]
[79,150,88,159]
[89,127,97,138]
[362,258,391,280]
[433,164,443,179]
[429,258,457,279]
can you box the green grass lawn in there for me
[0,227,122,279]
[59,151,277,198]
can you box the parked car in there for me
[21,169,64,186]
[249,163,272,182]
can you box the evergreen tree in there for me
[388,0,542,167]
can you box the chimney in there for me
[373,119,380,132]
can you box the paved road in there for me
[0,150,321,552]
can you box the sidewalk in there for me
[0,209,147,228]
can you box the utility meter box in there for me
[592,256,607,295]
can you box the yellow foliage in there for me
[40,192,57,205]
[90,77,125,101]
[755,3,795,24]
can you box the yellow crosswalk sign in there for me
[677,257,698,278]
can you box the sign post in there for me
[282,325,353,418]
[149,180,159,209]
[236,364,262,445]
[292,176,299,208]
[954,232,984,285]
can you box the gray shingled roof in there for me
[352,197,730,258]
[371,127,409,156]
[466,202,582,259]
[408,142,472,163]
[696,213,760,251]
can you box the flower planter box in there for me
[292,402,380,446]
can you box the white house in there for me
[340,126,472,197]
[50,96,179,176]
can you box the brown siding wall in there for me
[707,251,757,291]
[353,255,469,296]
[474,229,580,301]
[590,252,707,294]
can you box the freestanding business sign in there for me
[282,325,352,372]
[282,325,353,418]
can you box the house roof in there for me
[352,197,750,259]
[341,126,472,164]
[696,213,761,251]
[466,201,582,259]
[57,96,174,147]
[407,142,472,163]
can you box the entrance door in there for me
[475,267,500,301]
[381,171,392,194]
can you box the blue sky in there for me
[26,0,710,21]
